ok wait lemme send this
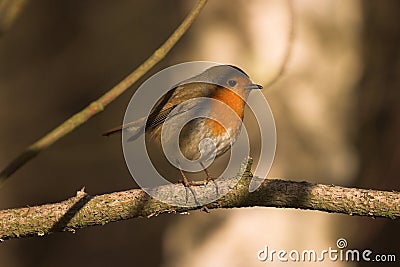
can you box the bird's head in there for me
[200,65,262,99]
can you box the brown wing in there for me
[103,82,217,138]
[102,87,177,137]
[145,82,216,129]
[145,105,177,129]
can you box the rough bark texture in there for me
[1,167,399,241]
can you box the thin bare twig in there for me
[264,0,295,88]
[0,0,28,36]
[0,0,208,187]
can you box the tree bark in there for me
[1,168,399,241]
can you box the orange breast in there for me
[206,88,245,136]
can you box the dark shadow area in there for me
[354,1,400,265]
[49,193,91,232]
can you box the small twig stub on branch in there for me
[1,170,399,241]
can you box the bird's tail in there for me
[102,125,124,136]
[102,116,147,142]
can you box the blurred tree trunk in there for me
[355,1,400,265]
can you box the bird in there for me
[103,64,262,187]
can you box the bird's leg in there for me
[203,167,214,182]
[200,162,215,182]
[178,167,191,187]
[176,160,200,206]
[200,162,219,196]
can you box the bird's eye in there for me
[228,80,237,87]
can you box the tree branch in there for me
[0,0,28,36]
[0,0,208,187]
[1,165,399,241]
[263,0,295,88]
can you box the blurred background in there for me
[0,0,399,266]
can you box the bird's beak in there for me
[244,83,263,90]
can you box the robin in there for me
[103,64,262,187]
